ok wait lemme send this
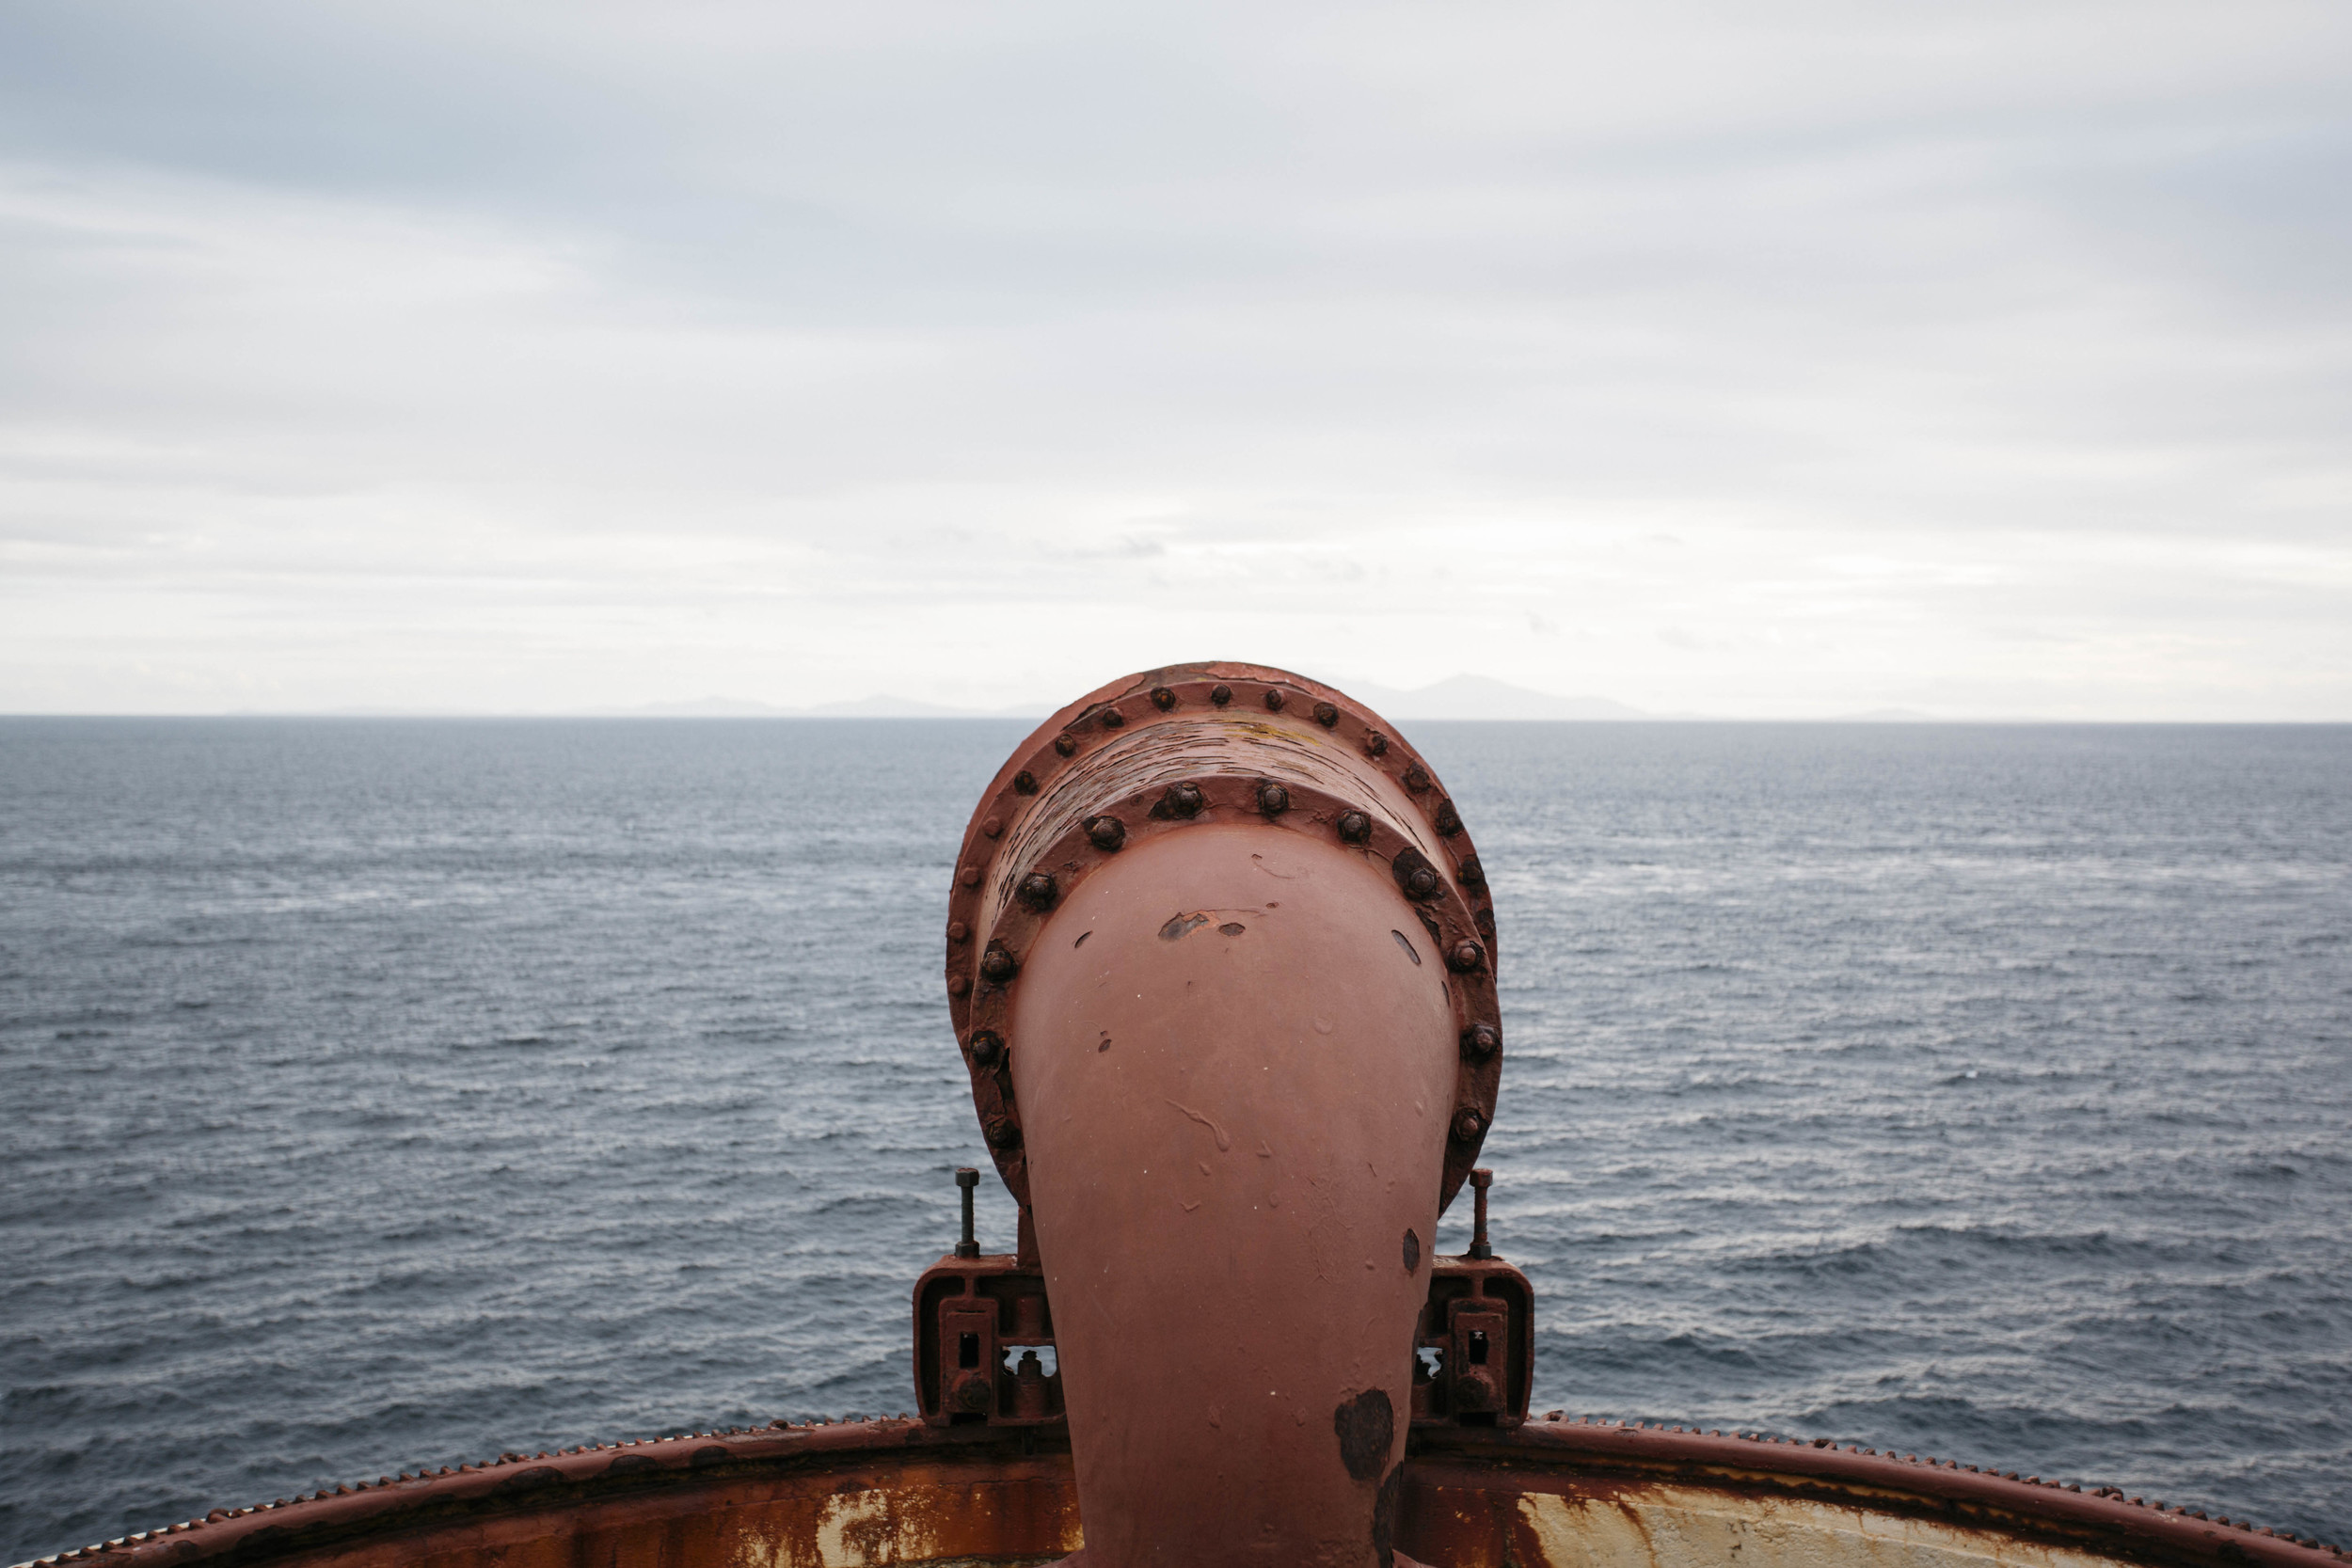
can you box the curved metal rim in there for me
[24,1418,2339,1568]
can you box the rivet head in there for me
[1263,689,1285,711]
[1365,731,1388,756]
[1456,854,1485,886]
[1448,940,1486,973]
[1087,815,1126,850]
[1434,799,1463,837]
[1256,781,1289,816]
[1017,871,1057,911]
[1404,765,1431,794]
[1336,810,1372,844]
[946,920,969,942]
[980,816,1002,839]
[1101,708,1125,729]
[1151,686,1176,710]
[1312,701,1340,728]
[986,1118,1023,1149]
[947,974,971,997]
[1055,735,1078,757]
[1013,769,1038,795]
[958,864,982,889]
[1460,1023,1500,1061]
[1160,782,1204,818]
[979,943,1018,984]
[1210,684,1232,705]
[968,1031,1003,1066]
[1452,1107,1485,1143]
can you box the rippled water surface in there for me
[3,719,2347,1560]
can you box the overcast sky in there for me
[2,2,2346,718]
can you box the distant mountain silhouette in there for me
[1342,674,1648,721]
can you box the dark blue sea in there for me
[3,719,2347,1562]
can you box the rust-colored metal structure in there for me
[15,664,2343,1568]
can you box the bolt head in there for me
[1017,871,1057,911]
[1162,782,1204,817]
[1470,1167,1494,1191]
[1054,735,1078,757]
[1365,731,1388,756]
[1434,799,1463,837]
[1404,765,1431,794]
[1336,810,1372,844]
[956,1166,980,1188]
[979,944,1018,984]
[1256,781,1289,816]
[1448,940,1486,973]
[968,1032,1003,1066]
[1210,683,1232,705]
[1452,1107,1485,1143]
[947,974,971,997]
[946,920,969,942]
[1456,854,1485,886]
[1151,686,1177,710]
[959,864,982,889]
[1087,815,1127,850]
[1013,769,1038,795]
[1406,865,1440,898]
[1263,689,1285,711]
[1312,701,1340,727]
[986,1117,1023,1149]
[981,816,1002,839]
[1101,708,1125,729]
[1460,1022,1500,1061]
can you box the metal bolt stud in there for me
[968,1031,1003,1066]
[1452,1107,1484,1143]
[1101,709,1125,729]
[1403,765,1431,794]
[1263,689,1285,711]
[1365,731,1388,756]
[948,974,971,997]
[1406,864,1440,898]
[979,943,1019,985]
[1017,871,1057,911]
[1460,1022,1500,1062]
[947,920,969,942]
[1087,815,1126,850]
[1456,854,1485,886]
[1434,799,1463,837]
[1312,702,1340,728]
[1055,735,1078,757]
[1468,1168,1494,1259]
[1256,781,1289,816]
[955,1167,981,1258]
[1151,687,1177,710]
[959,864,982,889]
[981,816,1003,839]
[1013,769,1038,795]
[1161,782,1204,817]
[1336,810,1372,844]
[1448,940,1486,974]
[1210,684,1232,705]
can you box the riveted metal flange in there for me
[944,662,1502,1214]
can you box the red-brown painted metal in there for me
[943,664,1504,1568]
[30,1418,2341,1568]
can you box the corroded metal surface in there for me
[21,1419,2340,1568]
[943,663,1502,1220]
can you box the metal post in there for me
[955,1167,980,1258]
[1470,1168,1494,1259]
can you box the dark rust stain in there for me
[1403,1229,1421,1272]
[1335,1388,1395,1482]
[1218,922,1247,937]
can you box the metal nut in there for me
[1256,781,1289,816]
[1101,708,1125,729]
[1448,940,1486,974]
[946,920,969,942]
[1087,815,1127,850]
[979,943,1019,985]
[1055,735,1078,757]
[1013,769,1038,795]
[1210,684,1232,705]
[1459,1022,1500,1061]
[1403,765,1431,794]
[1456,854,1485,886]
[1312,702,1339,728]
[1336,810,1372,844]
[987,1117,1023,1149]
[958,865,983,889]
[1365,731,1388,756]
[1160,782,1204,818]
[1263,689,1285,711]
[947,974,971,997]
[980,816,1003,839]
[968,1031,1003,1067]
[1434,799,1463,837]
[1151,687,1177,710]
[1451,1107,1484,1143]
[1017,871,1057,911]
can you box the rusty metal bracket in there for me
[911,1251,1062,1427]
